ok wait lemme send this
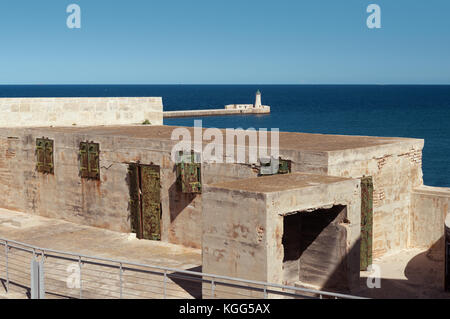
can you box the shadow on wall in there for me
[168,179,197,223]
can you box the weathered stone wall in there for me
[202,188,269,281]
[326,140,424,258]
[0,127,260,249]
[0,126,426,260]
[411,186,450,261]
[0,97,163,127]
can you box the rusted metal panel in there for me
[179,163,202,193]
[79,142,100,180]
[36,139,45,172]
[36,138,54,174]
[140,165,161,241]
[79,142,89,178]
[128,164,162,241]
[128,164,140,237]
[87,142,100,180]
[360,176,373,271]
[177,151,202,193]
[278,158,292,174]
[43,139,54,174]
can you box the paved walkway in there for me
[0,208,201,268]
[357,248,450,299]
[0,208,202,299]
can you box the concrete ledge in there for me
[163,107,270,118]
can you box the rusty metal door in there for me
[128,164,161,241]
[140,165,161,240]
[360,176,373,271]
[128,164,140,236]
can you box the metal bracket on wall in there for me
[259,157,292,175]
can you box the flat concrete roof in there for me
[207,172,354,193]
[11,125,424,152]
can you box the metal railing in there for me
[0,237,365,299]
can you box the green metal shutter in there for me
[360,176,374,271]
[128,164,140,236]
[87,143,100,180]
[177,151,202,193]
[36,138,54,174]
[79,142,100,180]
[141,165,161,240]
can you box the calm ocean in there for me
[1,84,449,187]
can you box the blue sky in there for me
[0,0,449,84]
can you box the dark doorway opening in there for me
[128,163,162,241]
[282,205,348,290]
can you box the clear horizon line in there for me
[1,83,450,86]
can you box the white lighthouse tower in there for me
[224,89,269,114]
[254,90,262,108]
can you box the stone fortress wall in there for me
[0,97,163,127]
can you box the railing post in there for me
[263,285,267,299]
[4,241,9,293]
[119,263,123,299]
[163,270,167,299]
[211,279,215,299]
[40,251,45,299]
[78,256,82,299]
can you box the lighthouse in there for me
[223,89,270,114]
[254,90,262,108]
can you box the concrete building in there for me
[0,96,449,297]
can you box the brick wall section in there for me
[0,97,163,127]
[327,141,424,258]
